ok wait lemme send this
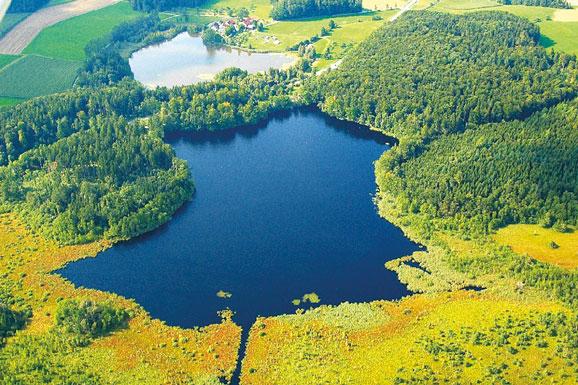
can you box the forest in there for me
[270,0,362,20]
[497,0,572,8]
[0,57,311,244]
[309,10,578,311]
[306,11,577,144]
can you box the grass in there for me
[494,224,578,270]
[204,0,273,19]
[0,54,19,70]
[0,96,24,107]
[0,55,81,98]
[0,213,242,384]
[0,12,30,38]
[240,291,575,385]
[246,11,392,52]
[23,1,142,61]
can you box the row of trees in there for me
[498,0,572,8]
[270,0,362,20]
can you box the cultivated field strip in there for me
[0,0,120,54]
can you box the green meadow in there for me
[0,55,81,98]
[23,1,142,61]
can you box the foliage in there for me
[202,27,225,46]
[151,65,308,133]
[307,11,577,143]
[498,0,571,8]
[55,299,129,338]
[0,112,193,244]
[382,100,577,237]
[0,305,27,345]
[271,0,362,20]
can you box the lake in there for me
[58,108,419,330]
[129,32,295,88]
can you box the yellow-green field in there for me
[494,224,578,270]
[0,214,241,384]
[240,291,575,385]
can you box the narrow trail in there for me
[0,0,120,55]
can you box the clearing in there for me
[0,0,121,55]
[494,224,578,270]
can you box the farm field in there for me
[24,1,142,61]
[0,13,30,38]
[494,225,578,270]
[0,0,122,55]
[204,0,273,19]
[0,55,81,98]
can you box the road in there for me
[390,0,419,22]
[0,0,120,55]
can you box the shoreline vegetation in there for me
[0,2,577,385]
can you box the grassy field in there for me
[494,224,578,270]
[0,53,19,69]
[245,11,392,53]
[0,12,30,38]
[0,96,24,107]
[23,1,142,61]
[0,213,242,384]
[240,291,575,385]
[0,55,81,98]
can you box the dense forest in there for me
[498,0,571,8]
[6,0,48,13]
[309,11,578,310]
[0,57,310,244]
[382,99,577,236]
[306,11,577,143]
[270,0,362,20]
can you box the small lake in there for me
[58,108,419,330]
[129,32,295,88]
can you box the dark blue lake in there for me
[58,108,418,330]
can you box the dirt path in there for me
[0,0,121,55]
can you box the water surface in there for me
[129,32,295,88]
[59,108,418,329]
